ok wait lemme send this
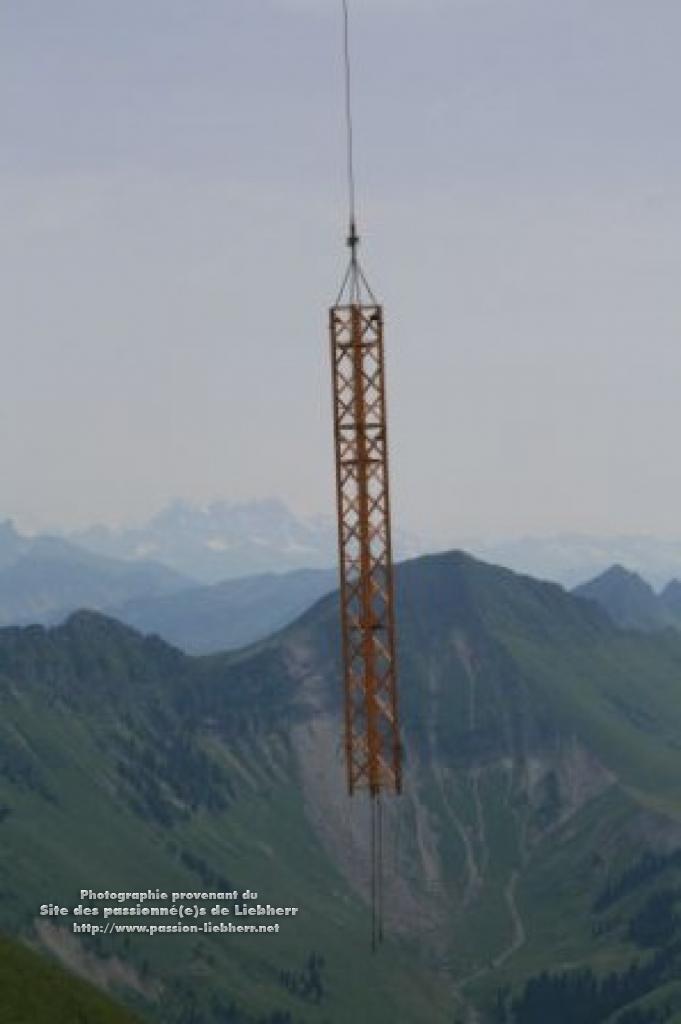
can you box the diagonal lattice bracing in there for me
[330,302,401,796]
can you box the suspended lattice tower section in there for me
[329,232,402,798]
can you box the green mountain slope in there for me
[2,551,681,1023]
[0,933,143,1023]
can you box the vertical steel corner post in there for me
[329,274,401,798]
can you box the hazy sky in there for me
[2,0,681,539]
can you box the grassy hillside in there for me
[0,934,143,1023]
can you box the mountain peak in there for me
[660,577,681,614]
[575,563,655,595]
[0,518,19,538]
[0,518,29,571]
[573,563,661,630]
[598,563,650,583]
[59,608,178,650]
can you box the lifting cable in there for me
[341,0,358,248]
[370,792,385,951]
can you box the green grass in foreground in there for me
[0,933,143,1023]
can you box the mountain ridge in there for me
[108,566,337,654]
[574,564,681,633]
[0,519,193,628]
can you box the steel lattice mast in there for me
[330,236,401,798]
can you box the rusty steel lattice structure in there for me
[330,241,402,799]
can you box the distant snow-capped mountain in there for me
[71,498,426,583]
